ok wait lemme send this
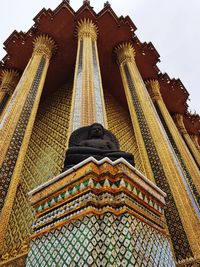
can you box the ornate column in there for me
[146,80,200,200]
[0,35,56,252]
[70,19,107,132]
[190,134,200,151]
[113,44,154,182]
[174,113,200,167]
[115,43,200,262]
[0,70,20,117]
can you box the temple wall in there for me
[1,84,72,261]
[1,84,143,264]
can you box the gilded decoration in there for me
[147,80,200,207]
[0,84,72,264]
[174,113,200,167]
[115,44,154,181]
[33,35,56,59]
[26,159,175,266]
[0,1,200,266]
[104,91,146,175]
[115,44,197,260]
[123,63,193,260]
[29,159,166,235]
[145,80,162,102]
[77,19,98,41]
[115,42,136,66]
[0,57,46,252]
[0,34,57,251]
[0,70,20,117]
[190,134,200,150]
[174,114,187,135]
[0,70,20,95]
[71,18,107,130]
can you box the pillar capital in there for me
[0,70,20,95]
[190,134,200,150]
[77,19,98,41]
[33,35,56,59]
[145,79,162,101]
[115,42,136,65]
[173,113,187,135]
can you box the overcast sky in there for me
[0,0,199,114]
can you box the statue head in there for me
[88,123,105,139]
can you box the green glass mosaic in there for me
[26,212,175,267]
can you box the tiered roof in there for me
[0,0,199,142]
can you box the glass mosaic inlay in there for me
[123,63,193,260]
[26,212,175,267]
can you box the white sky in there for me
[0,0,199,114]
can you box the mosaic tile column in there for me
[0,35,56,253]
[146,80,200,206]
[115,43,200,263]
[70,19,107,132]
[113,45,154,182]
[174,113,200,167]
[0,70,20,118]
[26,157,175,267]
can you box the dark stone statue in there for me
[63,123,134,170]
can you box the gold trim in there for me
[33,34,56,59]
[0,70,20,95]
[174,113,200,167]
[70,19,107,131]
[190,134,200,151]
[0,70,20,121]
[147,81,200,195]
[93,41,108,128]
[0,35,55,253]
[0,59,32,165]
[77,18,98,41]
[68,38,81,135]
[115,42,200,257]
[0,35,56,165]
[30,206,167,241]
[115,43,154,181]
[81,28,96,125]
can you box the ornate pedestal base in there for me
[26,157,175,266]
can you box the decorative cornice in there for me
[115,42,136,66]
[33,35,56,59]
[0,70,20,95]
[28,157,166,198]
[145,79,162,102]
[28,157,167,239]
[77,19,98,41]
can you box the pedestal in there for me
[26,157,175,266]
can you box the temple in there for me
[0,1,200,266]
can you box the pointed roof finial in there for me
[104,1,110,7]
[83,0,90,5]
